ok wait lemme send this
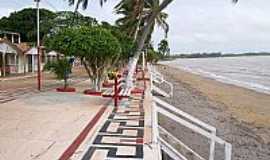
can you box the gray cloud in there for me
[1,0,270,53]
[154,0,270,53]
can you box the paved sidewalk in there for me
[0,80,109,160]
[61,71,157,160]
[0,77,87,104]
[0,71,156,160]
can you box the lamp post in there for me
[35,0,41,91]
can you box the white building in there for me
[0,38,24,77]
[0,37,60,77]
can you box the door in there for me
[28,55,32,72]
[0,53,2,76]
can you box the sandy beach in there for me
[157,64,270,160]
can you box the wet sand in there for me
[156,64,270,160]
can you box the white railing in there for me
[148,64,232,160]
[148,64,173,97]
[152,97,232,160]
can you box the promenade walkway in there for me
[62,72,155,160]
[0,71,156,160]
[0,67,88,104]
[79,91,145,159]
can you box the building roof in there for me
[47,50,59,56]
[15,43,31,53]
[25,47,38,55]
[0,38,23,54]
[0,30,20,35]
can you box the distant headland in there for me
[169,52,270,59]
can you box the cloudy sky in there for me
[0,0,270,54]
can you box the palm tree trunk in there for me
[64,69,69,89]
[64,77,68,88]
[126,0,173,88]
[133,0,144,42]
[135,0,174,57]
[133,14,142,42]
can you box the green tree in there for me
[146,48,160,64]
[0,8,98,43]
[158,39,170,58]
[0,8,56,42]
[67,0,173,88]
[66,0,239,88]
[45,26,121,91]
[101,22,135,67]
[114,0,169,42]
[51,11,98,33]
[67,0,108,10]
[114,0,145,39]
[44,58,72,88]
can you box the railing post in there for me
[114,76,118,107]
[152,102,162,160]
[225,143,232,160]
[150,65,154,92]
[209,130,216,160]
[143,69,146,90]
[152,103,159,143]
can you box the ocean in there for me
[161,56,270,95]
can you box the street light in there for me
[34,0,41,91]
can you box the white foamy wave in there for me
[163,56,270,95]
[195,68,270,94]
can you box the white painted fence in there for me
[148,64,232,160]
[148,64,173,97]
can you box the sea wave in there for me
[168,64,270,95]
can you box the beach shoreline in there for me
[158,64,270,129]
[156,64,270,160]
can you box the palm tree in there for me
[158,39,170,58]
[115,0,169,42]
[142,0,169,43]
[65,0,239,88]
[114,0,144,40]
[124,0,173,87]
[67,0,108,11]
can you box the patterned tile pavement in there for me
[79,92,145,160]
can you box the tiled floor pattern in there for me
[81,93,145,160]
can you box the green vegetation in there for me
[0,8,56,42]
[51,11,97,33]
[0,9,97,43]
[44,58,72,88]
[158,39,170,58]
[69,0,238,71]
[1,0,240,91]
[101,22,135,67]
[70,0,173,80]
[146,48,160,64]
[45,26,122,91]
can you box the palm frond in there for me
[67,0,108,11]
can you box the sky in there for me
[0,0,270,54]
